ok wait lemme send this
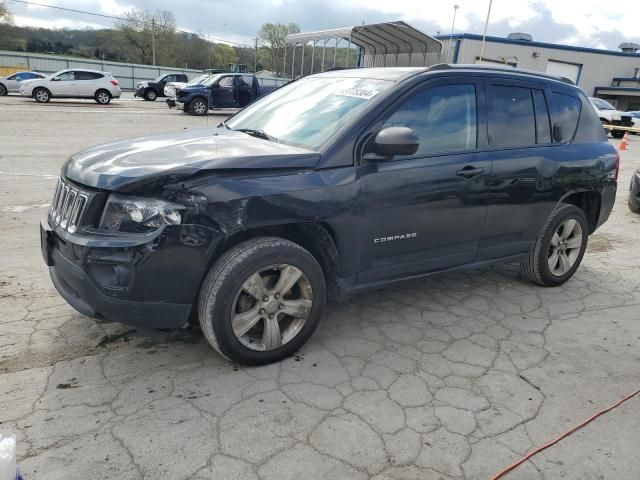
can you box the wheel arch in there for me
[205,222,341,301]
[32,86,51,97]
[559,190,601,233]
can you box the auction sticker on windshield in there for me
[336,87,379,100]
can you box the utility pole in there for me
[447,4,459,63]
[254,37,258,73]
[151,18,156,66]
[479,0,493,63]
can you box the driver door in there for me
[212,75,235,107]
[51,71,78,96]
[357,77,491,283]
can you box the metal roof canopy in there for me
[285,21,443,77]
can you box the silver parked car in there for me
[20,69,122,104]
[0,71,46,95]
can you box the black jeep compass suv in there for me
[41,65,618,364]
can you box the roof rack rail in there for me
[426,63,575,85]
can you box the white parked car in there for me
[589,97,633,139]
[20,69,121,104]
[0,71,46,95]
[628,111,640,133]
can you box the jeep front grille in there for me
[49,177,90,234]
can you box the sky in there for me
[5,0,640,51]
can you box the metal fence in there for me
[0,50,202,90]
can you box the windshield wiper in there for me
[234,128,278,142]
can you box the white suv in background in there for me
[20,69,121,104]
[589,97,633,138]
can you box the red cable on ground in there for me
[489,386,640,480]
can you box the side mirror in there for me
[553,123,563,142]
[368,127,419,159]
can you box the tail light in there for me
[110,79,119,86]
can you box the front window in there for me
[226,76,394,150]
[590,98,615,110]
[55,71,76,81]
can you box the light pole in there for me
[479,0,493,63]
[447,4,459,63]
[151,18,156,66]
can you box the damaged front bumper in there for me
[41,219,221,329]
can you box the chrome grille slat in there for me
[48,177,91,233]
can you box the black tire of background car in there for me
[144,89,157,101]
[523,204,589,287]
[629,198,640,213]
[611,130,625,139]
[197,237,326,365]
[0,84,7,96]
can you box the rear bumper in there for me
[41,219,221,329]
[596,183,617,229]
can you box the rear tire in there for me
[611,130,625,139]
[33,87,51,103]
[0,83,7,96]
[94,89,112,105]
[198,237,326,365]
[629,198,640,214]
[190,98,208,116]
[144,89,157,101]
[523,204,589,286]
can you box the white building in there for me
[437,33,640,110]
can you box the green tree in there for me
[115,9,176,65]
[210,43,236,69]
[258,22,300,76]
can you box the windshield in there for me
[226,76,394,150]
[590,98,615,110]
[187,74,210,85]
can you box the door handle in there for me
[456,166,485,178]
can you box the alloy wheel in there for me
[547,218,583,276]
[97,92,110,104]
[35,89,49,102]
[231,264,313,351]
[193,100,206,115]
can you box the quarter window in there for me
[488,85,536,148]
[533,90,551,144]
[551,92,582,142]
[383,84,477,157]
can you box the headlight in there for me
[99,194,184,233]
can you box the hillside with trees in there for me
[0,3,355,76]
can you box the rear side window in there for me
[76,71,103,80]
[551,92,582,142]
[533,90,551,144]
[383,84,477,157]
[488,85,536,148]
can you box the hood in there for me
[62,128,320,191]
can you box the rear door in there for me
[75,71,104,96]
[478,78,558,260]
[357,76,491,283]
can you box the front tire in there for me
[198,237,326,365]
[144,89,157,101]
[33,88,51,103]
[0,83,7,96]
[190,98,208,116]
[523,204,589,286]
[94,90,112,105]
